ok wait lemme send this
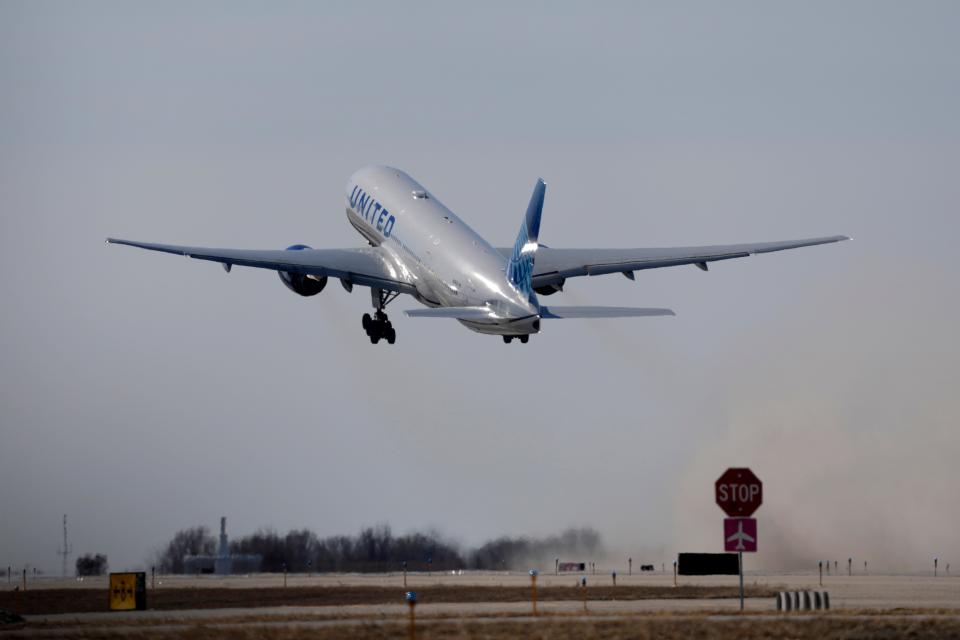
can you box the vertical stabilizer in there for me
[506,178,545,302]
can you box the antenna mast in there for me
[57,514,72,578]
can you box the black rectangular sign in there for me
[677,553,739,576]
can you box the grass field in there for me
[4,574,959,638]
[11,613,960,639]
[0,584,778,615]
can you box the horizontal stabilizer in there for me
[405,306,495,320]
[540,306,675,319]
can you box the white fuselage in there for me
[345,165,540,335]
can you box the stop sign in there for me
[715,467,763,517]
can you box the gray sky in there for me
[1,1,958,574]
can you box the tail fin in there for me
[506,178,545,302]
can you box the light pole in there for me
[405,591,417,640]
[529,569,538,616]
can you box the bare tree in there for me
[156,526,215,574]
[75,553,108,576]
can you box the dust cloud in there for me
[672,258,959,573]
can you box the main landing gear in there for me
[363,311,395,344]
[364,288,398,345]
[502,335,530,344]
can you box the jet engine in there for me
[278,244,327,296]
[534,279,565,296]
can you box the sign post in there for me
[716,467,762,611]
[739,550,743,610]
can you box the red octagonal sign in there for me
[715,467,763,517]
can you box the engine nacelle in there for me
[534,279,565,296]
[279,244,327,296]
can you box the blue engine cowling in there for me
[278,244,327,296]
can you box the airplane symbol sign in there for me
[724,518,757,553]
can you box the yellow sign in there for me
[109,572,142,611]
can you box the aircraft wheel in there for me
[386,328,396,344]
[362,313,372,331]
[502,335,512,344]
[519,335,529,344]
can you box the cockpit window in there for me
[412,190,429,200]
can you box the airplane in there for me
[726,520,756,551]
[107,165,848,344]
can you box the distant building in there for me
[183,517,261,575]
[214,516,231,575]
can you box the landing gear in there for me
[364,289,398,345]
[364,310,395,344]
[502,335,530,344]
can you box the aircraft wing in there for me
[106,238,417,294]
[523,235,849,289]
